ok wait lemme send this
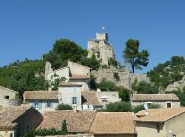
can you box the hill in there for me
[147,56,185,91]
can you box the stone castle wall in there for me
[91,68,150,90]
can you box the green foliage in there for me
[106,102,133,112]
[97,78,117,91]
[44,39,88,69]
[108,58,118,67]
[89,75,97,90]
[133,104,145,113]
[119,88,130,102]
[168,91,185,106]
[113,72,120,81]
[0,59,46,99]
[123,39,149,73]
[133,104,161,113]
[56,103,73,110]
[148,56,185,89]
[133,81,158,94]
[21,128,67,137]
[61,120,68,134]
[132,78,138,90]
[81,54,100,70]
[183,87,185,92]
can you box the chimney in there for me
[74,106,77,113]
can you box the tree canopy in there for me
[123,39,149,73]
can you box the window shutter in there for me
[31,101,35,107]
[45,101,47,108]
[39,101,42,109]
[51,101,53,108]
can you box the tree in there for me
[105,102,132,112]
[136,81,158,94]
[61,120,68,134]
[123,39,149,73]
[119,88,130,102]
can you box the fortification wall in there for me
[92,68,150,90]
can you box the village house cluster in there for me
[0,33,185,137]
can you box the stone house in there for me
[135,107,185,137]
[90,112,137,137]
[131,94,180,108]
[23,91,58,113]
[0,105,43,137]
[0,86,21,107]
[45,61,91,91]
[58,82,82,110]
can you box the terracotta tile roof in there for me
[59,82,82,87]
[131,94,179,101]
[90,112,136,134]
[0,105,32,129]
[70,74,90,80]
[39,110,96,132]
[135,107,185,123]
[81,91,101,105]
[24,91,58,100]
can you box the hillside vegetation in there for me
[147,56,185,90]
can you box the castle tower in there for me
[87,33,115,66]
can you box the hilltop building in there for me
[45,61,91,91]
[87,33,115,66]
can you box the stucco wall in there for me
[0,130,15,137]
[136,122,165,137]
[164,112,185,137]
[70,79,90,91]
[58,86,82,110]
[132,101,180,108]
[68,61,90,77]
[26,100,59,113]
[0,86,17,100]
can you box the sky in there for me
[0,1,185,73]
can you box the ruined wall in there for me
[91,68,131,89]
[91,68,150,90]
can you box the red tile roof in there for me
[90,112,136,134]
[24,91,58,100]
[39,110,96,132]
[81,91,101,105]
[135,107,185,123]
[131,94,179,102]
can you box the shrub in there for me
[57,104,73,110]
[106,102,132,112]
[133,104,161,113]
[97,78,117,91]
[118,88,130,102]
[61,120,68,134]
[136,81,158,94]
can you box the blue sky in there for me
[0,1,185,73]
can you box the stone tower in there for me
[87,33,115,66]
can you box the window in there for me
[72,97,77,104]
[146,102,152,108]
[4,96,9,99]
[35,101,39,109]
[166,102,172,108]
[172,134,176,137]
[46,101,52,108]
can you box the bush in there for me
[106,102,132,112]
[133,104,161,113]
[97,78,117,91]
[119,88,130,102]
[57,104,73,110]
[136,81,158,94]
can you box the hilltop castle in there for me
[87,33,115,66]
